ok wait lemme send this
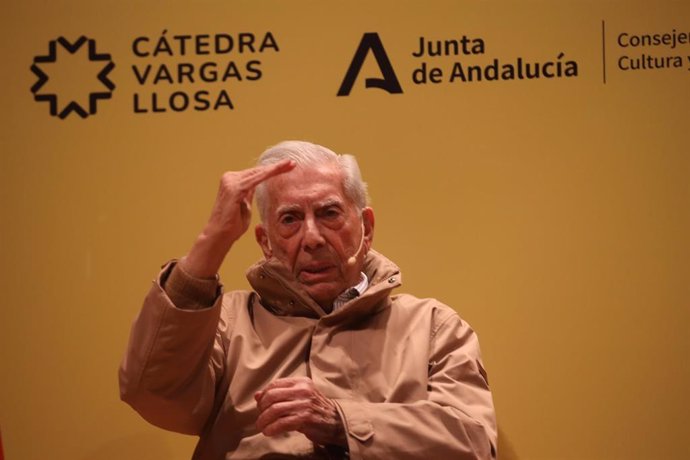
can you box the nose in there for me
[302,217,325,251]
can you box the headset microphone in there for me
[347,221,366,266]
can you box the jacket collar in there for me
[245,250,402,321]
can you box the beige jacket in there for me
[119,251,497,459]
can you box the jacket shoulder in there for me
[389,292,475,333]
[390,292,458,315]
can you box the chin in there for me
[303,285,340,307]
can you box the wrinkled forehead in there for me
[263,162,350,208]
[266,161,342,189]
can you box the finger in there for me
[256,385,312,413]
[245,187,255,205]
[240,159,295,190]
[255,377,310,405]
[248,159,295,185]
[260,413,304,437]
[239,197,252,220]
[256,399,306,432]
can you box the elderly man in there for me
[119,141,497,459]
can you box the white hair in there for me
[255,140,369,221]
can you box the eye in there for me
[279,213,298,225]
[320,206,342,220]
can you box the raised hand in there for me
[181,159,295,278]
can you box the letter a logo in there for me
[337,33,403,96]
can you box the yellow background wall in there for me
[1,1,688,459]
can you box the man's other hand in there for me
[255,377,347,447]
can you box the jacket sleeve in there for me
[118,261,229,435]
[334,308,497,460]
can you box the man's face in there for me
[255,163,374,309]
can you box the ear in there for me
[362,207,375,250]
[255,224,272,259]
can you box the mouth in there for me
[298,263,336,283]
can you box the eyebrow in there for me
[275,204,302,215]
[316,198,344,209]
[274,198,344,216]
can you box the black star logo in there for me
[30,36,116,119]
